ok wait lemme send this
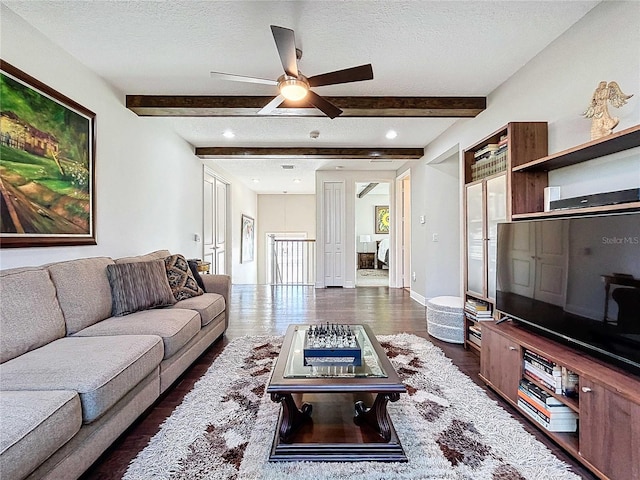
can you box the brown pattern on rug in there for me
[436,419,491,467]
[170,339,281,480]
[378,341,412,358]
[124,334,581,480]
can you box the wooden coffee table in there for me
[267,324,407,462]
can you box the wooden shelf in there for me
[512,201,640,220]
[513,124,640,172]
[481,321,640,480]
[466,339,481,353]
[522,371,580,414]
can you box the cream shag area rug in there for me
[124,334,581,480]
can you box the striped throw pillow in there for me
[106,260,176,317]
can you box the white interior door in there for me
[505,221,536,298]
[533,220,568,306]
[203,170,228,274]
[402,175,411,289]
[503,220,568,306]
[323,182,344,286]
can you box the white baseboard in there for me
[410,290,426,306]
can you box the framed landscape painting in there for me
[241,214,254,263]
[0,60,96,248]
[375,205,390,234]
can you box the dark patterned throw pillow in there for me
[106,260,176,317]
[164,254,204,301]
[187,259,207,292]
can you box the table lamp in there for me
[359,235,372,253]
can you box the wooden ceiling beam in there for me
[195,147,424,160]
[358,183,379,198]
[126,95,486,117]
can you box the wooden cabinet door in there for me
[480,326,521,403]
[579,378,640,480]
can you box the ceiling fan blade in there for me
[307,64,373,87]
[257,95,286,115]
[270,25,299,77]
[210,71,277,86]
[306,90,343,119]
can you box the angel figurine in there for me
[583,81,633,140]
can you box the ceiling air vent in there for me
[281,165,295,170]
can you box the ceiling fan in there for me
[210,25,374,119]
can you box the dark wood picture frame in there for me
[375,205,389,234]
[0,60,96,248]
[241,214,255,263]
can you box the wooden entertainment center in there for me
[481,321,640,480]
[464,124,640,480]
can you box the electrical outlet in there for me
[432,233,439,242]
[419,215,425,224]
[412,272,416,282]
[194,233,201,242]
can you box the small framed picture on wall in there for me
[375,205,389,234]
[241,214,255,263]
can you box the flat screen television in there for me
[495,212,640,376]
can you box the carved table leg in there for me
[354,392,400,441]
[270,393,312,443]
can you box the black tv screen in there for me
[496,212,640,375]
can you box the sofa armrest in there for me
[201,274,231,328]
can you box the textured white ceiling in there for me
[4,0,600,193]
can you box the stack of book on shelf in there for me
[517,378,578,432]
[467,324,482,347]
[470,136,508,181]
[523,349,562,393]
[464,298,493,321]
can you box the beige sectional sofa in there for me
[0,250,230,480]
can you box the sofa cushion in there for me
[172,293,225,327]
[0,390,81,480]
[164,254,204,301]
[73,309,200,359]
[47,257,115,335]
[115,250,172,264]
[106,260,176,316]
[0,269,66,363]
[0,336,163,423]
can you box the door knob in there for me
[581,386,592,393]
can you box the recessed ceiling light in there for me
[386,130,398,139]
[251,178,260,183]
[223,130,235,138]
[293,178,301,183]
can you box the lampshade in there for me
[359,235,372,253]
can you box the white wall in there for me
[423,154,461,300]
[256,194,315,284]
[0,6,203,269]
[414,0,640,297]
[400,146,461,304]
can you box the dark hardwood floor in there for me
[81,285,595,479]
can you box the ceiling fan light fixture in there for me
[278,76,309,101]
